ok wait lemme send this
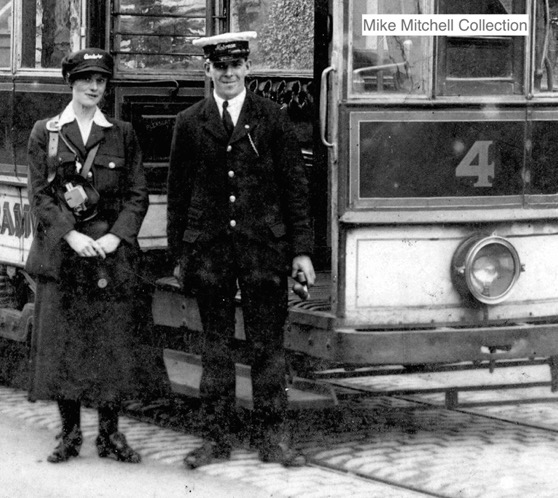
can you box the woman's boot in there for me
[96,404,141,463]
[47,400,82,463]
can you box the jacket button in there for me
[228,170,234,178]
[226,145,232,152]
[229,195,236,203]
[108,161,116,169]
[230,220,236,227]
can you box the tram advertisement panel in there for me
[0,182,33,267]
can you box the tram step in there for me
[162,348,337,410]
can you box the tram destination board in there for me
[355,115,558,200]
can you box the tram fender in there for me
[0,303,34,342]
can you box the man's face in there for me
[206,58,251,100]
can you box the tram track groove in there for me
[121,390,544,498]
[3,382,558,497]
[396,393,558,435]
[306,459,450,498]
[5,355,558,498]
[120,394,453,497]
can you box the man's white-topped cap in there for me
[193,31,257,62]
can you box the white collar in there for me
[213,88,246,112]
[58,103,113,128]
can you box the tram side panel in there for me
[342,108,558,327]
[285,107,558,368]
[0,182,33,268]
[0,84,73,268]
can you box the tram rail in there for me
[2,356,558,498]
[117,361,558,498]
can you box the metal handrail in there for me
[353,61,408,75]
[320,66,335,148]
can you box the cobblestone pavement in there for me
[304,364,558,497]
[4,371,558,498]
[0,387,421,498]
[303,395,558,498]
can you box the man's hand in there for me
[291,254,316,287]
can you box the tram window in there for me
[111,0,207,73]
[534,0,558,93]
[350,0,528,97]
[0,0,10,67]
[229,0,313,72]
[20,0,82,69]
[350,0,432,95]
[437,0,525,96]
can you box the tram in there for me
[2,0,558,394]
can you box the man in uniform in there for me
[167,31,315,468]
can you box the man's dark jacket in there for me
[167,90,313,271]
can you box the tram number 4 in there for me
[455,140,494,187]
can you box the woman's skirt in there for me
[28,246,140,405]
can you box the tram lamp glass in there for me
[453,235,522,305]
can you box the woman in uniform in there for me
[25,48,149,464]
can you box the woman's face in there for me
[71,72,108,109]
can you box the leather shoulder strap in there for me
[80,144,100,179]
[46,115,61,182]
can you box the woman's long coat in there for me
[26,113,149,404]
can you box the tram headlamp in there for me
[452,235,522,305]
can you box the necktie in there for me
[222,100,234,137]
